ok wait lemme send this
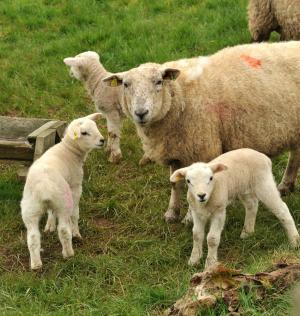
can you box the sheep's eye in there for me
[156,80,163,86]
[210,176,213,181]
[123,82,130,88]
[186,179,191,184]
[81,131,89,136]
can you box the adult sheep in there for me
[248,0,300,42]
[103,41,300,222]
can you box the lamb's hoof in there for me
[108,152,122,164]
[240,230,254,239]
[31,261,42,270]
[164,209,180,223]
[290,236,300,248]
[278,182,295,196]
[72,232,83,243]
[204,258,217,270]
[181,212,193,226]
[188,256,200,267]
[139,155,151,166]
[62,249,74,259]
[44,223,56,233]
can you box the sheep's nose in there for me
[197,193,206,201]
[98,139,105,146]
[134,109,149,120]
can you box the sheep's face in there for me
[170,162,227,205]
[103,64,180,126]
[67,113,105,152]
[63,51,100,81]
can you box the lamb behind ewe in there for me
[21,113,104,270]
[170,149,300,269]
[103,41,300,223]
[248,0,300,41]
[63,51,151,165]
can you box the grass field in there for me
[0,0,299,315]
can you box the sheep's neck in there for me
[85,62,108,98]
[62,137,88,164]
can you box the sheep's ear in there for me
[209,163,228,174]
[63,57,80,67]
[68,122,81,140]
[162,68,180,81]
[170,167,188,183]
[85,113,103,121]
[102,74,123,87]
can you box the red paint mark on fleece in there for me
[64,186,73,210]
[240,54,262,69]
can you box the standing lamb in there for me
[21,113,104,270]
[248,0,300,42]
[103,41,300,223]
[63,51,150,165]
[170,149,300,268]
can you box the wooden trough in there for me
[0,116,67,180]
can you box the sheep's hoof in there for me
[290,236,300,248]
[188,256,200,267]
[44,223,56,233]
[278,182,295,196]
[108,152,122,164]
[240,230,254,239]
[62,249,74,259]
[31,261,42,270]
[164,208,180,223]
[204,258,217,270]
[181,212,193,226]
[139,155,151,166]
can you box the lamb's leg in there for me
[71,186,82,239]
[139,154,151,166]
[188,210,208,266]
[257,176,300,247]
[181,207,193,225]
[239,194,258,239]
[44,210,56,233]
[106,111,122,164]
[164,163,182,223]
[278,148,300,195]
[205,209,226,269]
[57,214,74,258]
[22,211,42,270]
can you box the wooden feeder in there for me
[0,116,67,180]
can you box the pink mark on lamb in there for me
[240,54,262,69]
[64,186,73,210]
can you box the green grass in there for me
[0,0,299,315]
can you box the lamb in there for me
[63,51,150,165]
[21,113,104,270]
[248,0,300,42]
[103,41,300,223]
[170,149,300,269]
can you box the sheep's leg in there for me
[188,210,208,266]
[239,194,258,239]
[257,177,300,247]
[106,111,122,164]
[44,210,56,233]
[278,148,300,195]
[139,154,151,166]
[205,209,226,269]
[57,214,74,258]
[164,163,182,223]
[71,186,82,239]
[22,210,42,270]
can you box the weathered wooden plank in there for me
[33,129,56,160]
[27,120,59,141]
[0,140,33,161]
[0,116,49,140]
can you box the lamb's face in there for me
[63,51,100,81]
[170,162,227,205]
[103,65,180,126]
[67,113,105,151]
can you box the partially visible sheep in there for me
[21,113,104,270]
[170,149,300,269]
[103,41,300,223]
[248,0,300,41]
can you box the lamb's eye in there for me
[156,80,163,86]
[124,82,130,88]
[186,179,191,184]
[81,131,89,136]
[210,176,213,181]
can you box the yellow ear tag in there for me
[111,78,118,87]
[73,131,78,140]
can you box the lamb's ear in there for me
[63,57,80,67]
[209,163,228,174]
[170,167,188,183]
[102,74,123,87]
[68,122,81,140]
[162,68,180,81]
[85,112,103,121]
